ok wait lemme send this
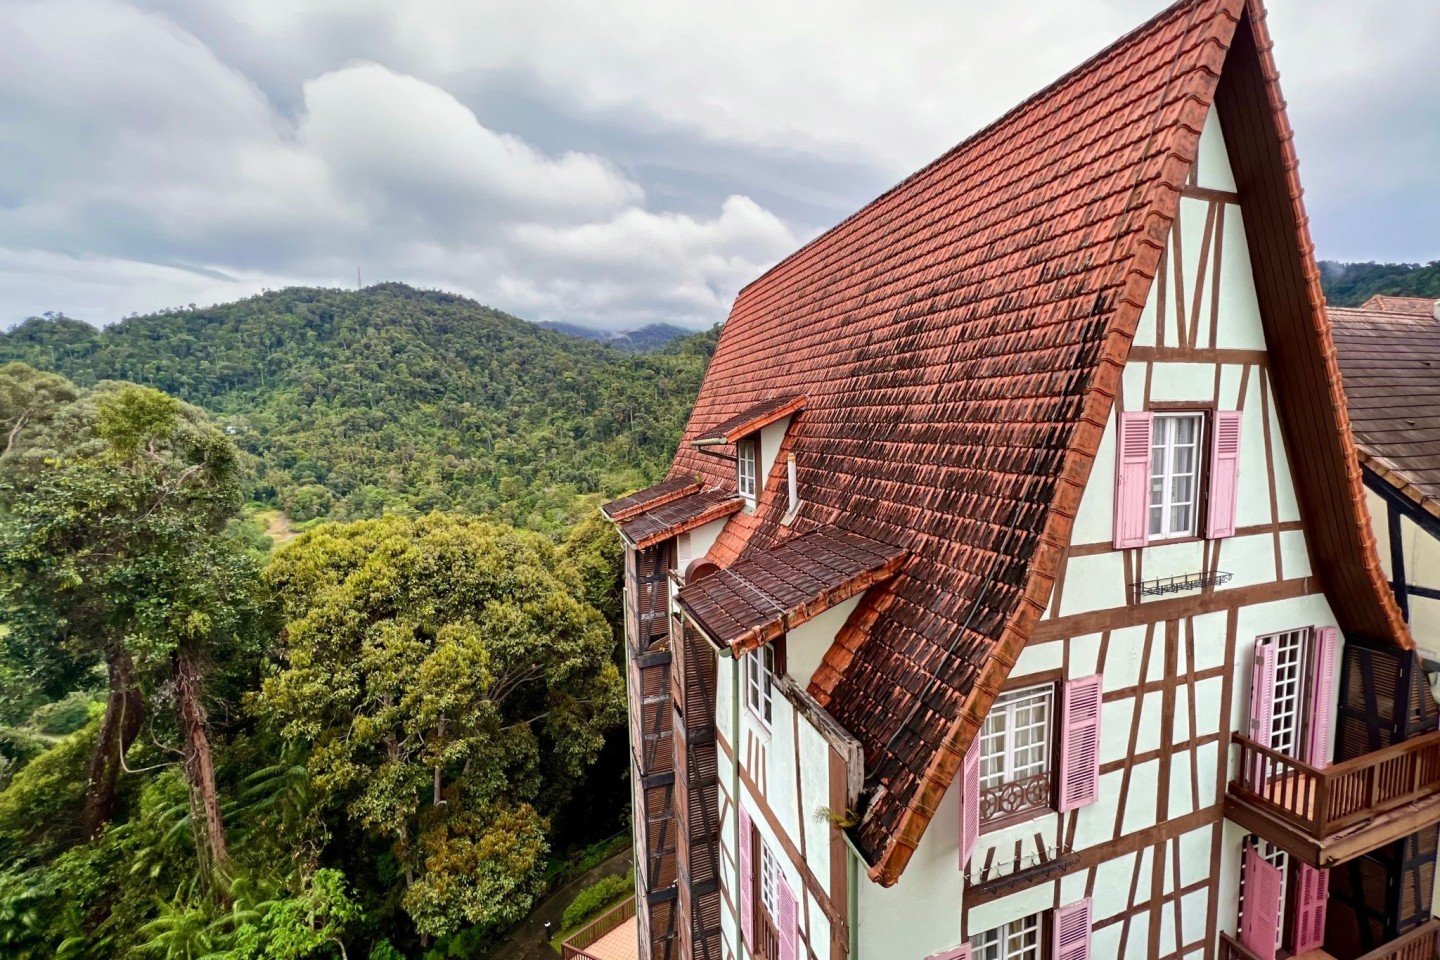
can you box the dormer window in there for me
[737,435,758,501]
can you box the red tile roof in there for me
[617,490,744,550]
[1332,306,1440,518]
[1360,295,1438,318]
[676,526,907,650]
[602,477,704,522]
[640,0,1406,885]
[693,394,807,446]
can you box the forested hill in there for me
[1320,260,1440,306]
[0,283,716,531]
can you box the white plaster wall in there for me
[1366,487,1440,661]
[1194,105,1238,193]
[760,415,792,492]
[684,517,727,570]
[856,781,963,959]
[786,596,861,689]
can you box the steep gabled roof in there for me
[622,0,1405,885]
[1332,304,1440,517]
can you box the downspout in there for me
[728,644,747,960]
[844,833,863,960]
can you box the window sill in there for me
[980,806,1055,835]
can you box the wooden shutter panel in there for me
[1113,412,1153,549]
[1307,627,1339,768]
[739,807,754,947]
[1292,863,1330,954]
[1246,636,1278,791]
[777,878,797,960]
[1239,844,1283,960]
[958,741,980,871]
[1059,675,1103,812]
[1206,410,1243,539]
[925,947,971,960]
[1053,897,1093,960]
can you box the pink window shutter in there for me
[1059,675,1103,812]
[925,947,971,960]
[1247,637,1277,791]
[1113,412,1153,549]
[1307,627,1339,768]
[1053,898,1093,960]
[1292,863,1330,954]
[1206,411,1243,539]
[959,741,980,871]
[777,879,798,960]
[1239,844,1283,960]
[739,807,754,948]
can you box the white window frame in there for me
[970,912,1043,960]
[1148,412,1206,540]
[746,644,774,728]
[1269,628,1309,761]
[758,836,780,918]
[978,683,1054,794]
[737,435,758,501]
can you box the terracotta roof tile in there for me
[1359,295,1438,318]
[694,395,807,446]
[676,526,906,651]
[602,477,704,522]
[617,490,743,550]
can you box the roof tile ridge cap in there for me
[865,11,1240,888]
[1244,0,1412,651]
[729,0,1218,306]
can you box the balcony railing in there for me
[1228,728,1440,860]
[1220,918,1440,960]
[561,896,638,960]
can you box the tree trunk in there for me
[81,643,142,837]
[173,650,228,870]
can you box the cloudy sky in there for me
[2,0,1437,330]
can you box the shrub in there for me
[28,694,95,736]
[561,872,632,932]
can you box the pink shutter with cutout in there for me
[1206,411,1243,539]
[1113,412,1153,549]
[1307,627,1339,768]
[1292,863,1330,954]
[739,807,754,947]
[1247,638,1277,791]
[925,947,971,960]
[1053,898,1093,960]
[777,879,797,960]
[1239,845,1283,960]
[959,741,980,871]
[1059,675,1103,812]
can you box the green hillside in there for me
[1320,259,1440,307]
[0,284,716,531]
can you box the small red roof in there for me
[617,490,743,550]
[602,477,704,522]
[1360,295,1438,318]
[693,394,807,446]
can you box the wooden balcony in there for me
[1226,730,1440,867]
[562,897,639,960]
[1220,917,1439,960]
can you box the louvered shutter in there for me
[739,807,754,947]
[925,947,971,960]
[1292,863,1330,954]
[1206,411,1243,539]
[1059,675,1103,811]
[777,878,797,960]
[958,741,980,871]
[1246,637,1277,791]
[1053,898,1093,960]
[1239,845,1283,960]
[1113,412,1153,549]
[1307,627,1339,768]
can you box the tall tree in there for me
[0,365,262,871]
[256,513,624,939]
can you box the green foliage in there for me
[562,509,625,644]
[1320,260,1440,307]
[560,872,633,931]
[256,513,624,939]
[0,284,717,532]
[29,692,98,736]
[0,719,96,863]
[220,869,363,960]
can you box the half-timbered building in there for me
[598,3,1440,960]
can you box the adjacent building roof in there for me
[1360,295,1439,318]
[693,394,807,446]
[1332,303,1440,518]
[676,526,907,650]
[617,489,743,550]
[622,0,1406,885]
